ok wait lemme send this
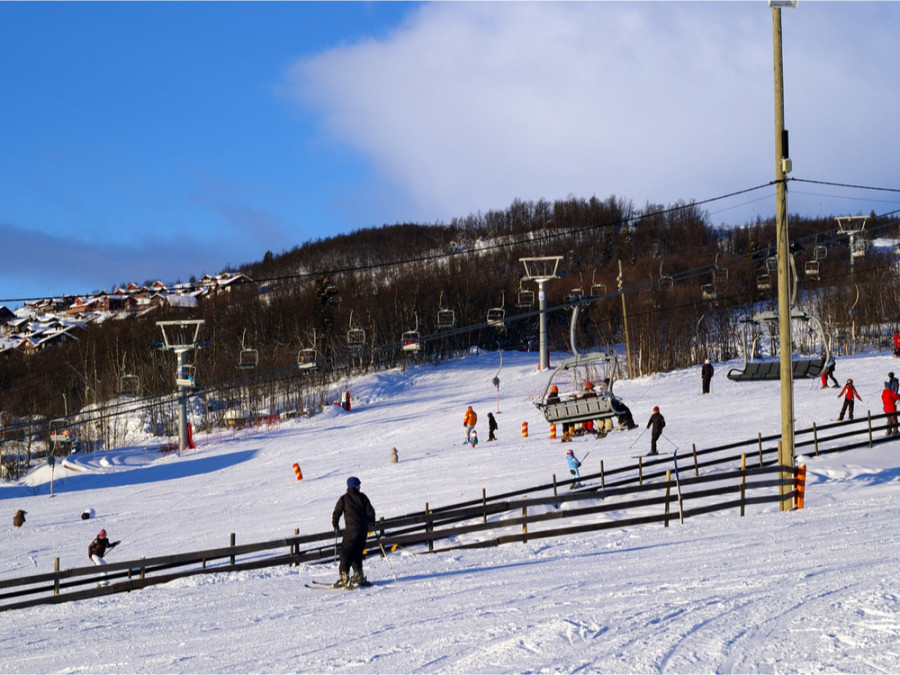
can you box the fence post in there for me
[522,505,527,543]
[867,411,873,448]
[552,474,557,498]
[600,460,605,488]
[664,470,671,528]
[758,432,764,467]
[140,558,146,579]
[638,456,643,486]
[230,533,236,566]
[292,528,299,565]
[740,454,746,517]
[54,557,60,596]
[691,443,699,476]
[426,502,433,552]
[482,488,487,524]
[812,422,819,456]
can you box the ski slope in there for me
[2,348,900,673]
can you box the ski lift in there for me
[486,291,506,328]
[726,309,829,381]
[712,253,728,284]
[566,274,584,303]
[436,291,456,330]
[117,354,140,397]
[533,303,629,425]
[658,262,674,292]
[590,270,606,296]
[49,418,74,446]
[836,215,867,235]
[176,364,197,388]
[297,348,318,371]
[515,279,535,309]
[238,329,258,369]
[400,314,421,352]
[766,254,778,273]
[701,283,717,301]
[851,238,867,258]
[756,273,772,291]
[804,259,820,280]
[347,309,366,350]
[813,242,827,261]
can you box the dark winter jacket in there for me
[332,488,376,543]
[701,363,714,381]
[488,414,498,432]
[88,535,119,560]
[647,412,666,436]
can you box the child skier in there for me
[837,379,862,421]
[566,448,583,489]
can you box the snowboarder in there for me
[331,476,376,588]
[882,382,900,436]
[565,448,583,489]
[463,406,477,445]
[837,379,862,421]
[646,406,666,456]
[701,359,714,394]
[487,412,498,441]
[821,358,839,388]
[888,372,899,394]
[88,529,120,585]
[13,509,26,528]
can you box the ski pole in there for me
[661,433,679,451]
[629,428,647,448]
[374,530,398,581]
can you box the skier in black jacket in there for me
[332,476,376,588]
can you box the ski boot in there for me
[332,571,352,589]
[349,569,372,587]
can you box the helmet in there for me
[98,529,107,537]
[566,448,574,455]
[890,372,895,378]
[550,385,558,393]
[847,379,853,385]
[653,406,660,412]
[585,381,593,389]
[347,476,361,488]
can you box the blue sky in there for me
[2,2,899,305]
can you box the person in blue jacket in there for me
[566,448,583,489]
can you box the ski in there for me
[305,583,358,591]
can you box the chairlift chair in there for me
[727,309,829,381]
[401,314,421,352]
[486,291,506,328]
[712,254,728,284]
[804,259,820,280]
[701,283,717,301]
[658,261,674,292]
[176,364,197,388]
[118,373,140,397]
[297,348,318,371]
[436,291,456,330]
[590,269,607,297]
[814,244,827,260]
[756,273,772,291]
[851,239,867,258]
[766,255,778,273]
[49,419,74,445]
[238,330,258,369]
[516,287,535,309]
[347,310,366,349]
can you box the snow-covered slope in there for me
[2,349,899,672]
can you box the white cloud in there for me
[286,2,900,226]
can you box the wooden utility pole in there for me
[618,260,633,379]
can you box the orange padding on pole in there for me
[550,424,556,439]
[795,464,806,509]
[521,421,528,438]
[293,463,303,481]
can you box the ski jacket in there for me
[701,363,714,380]
[890,377,899,394]
[647,412,666,435]
[88,536,118,560]
[894,332,900,351]
[488,414,498,432]
[463,407,477,427]
[332,488,376,541]
[882,388,900,414]
[566,455,581,471]
[838,385,862,402]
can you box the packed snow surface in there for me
[2,348,900,672]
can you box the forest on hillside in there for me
[1,193,899,465]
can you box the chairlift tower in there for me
[156,320,205,455]
[519,256,562,371]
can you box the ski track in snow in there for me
[3,349,900,672]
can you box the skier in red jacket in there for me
[881,382,900,436]
[837,379,862,421]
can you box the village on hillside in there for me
[0,273,255,356]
